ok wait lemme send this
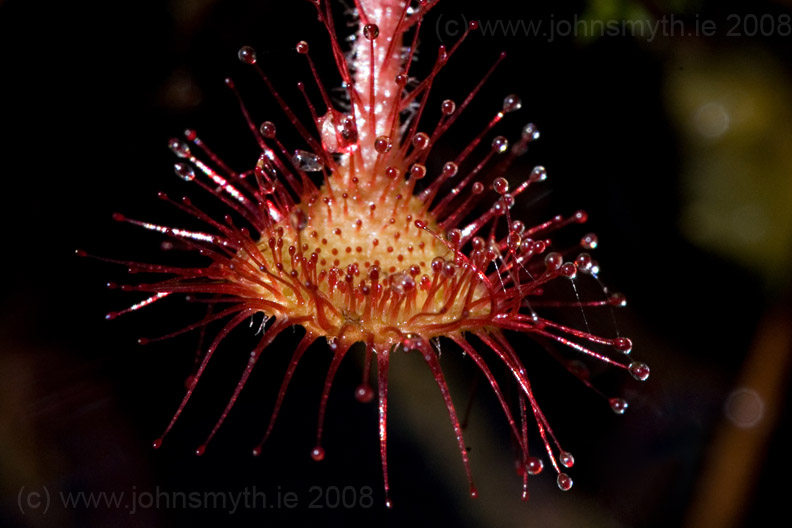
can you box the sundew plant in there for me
[83,0,650,507]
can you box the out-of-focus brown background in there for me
[1,0,791,526]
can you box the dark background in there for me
[1,0,791,526]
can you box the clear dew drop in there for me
[260,121,276,139]
[557,473,573,491]
[609,397,629,414]
[525,456,544,475]
[492,136,509,153]
[237,45,257,64]
[168,138,191,158]
[410,164,427,180]
[560,451,575,468]
[530,165,547,182]
[492,177,509,195]
[374,135,392,154]
[441,99,456,115]
[522,122,541,141]
[613,337,633,354]
[581,233,598,250]
[560,262,577,279]
[502,94,522,113]
[545,252,563,271]
[291,149,324,172]
[609,292,627,307]
[629,361,651,381]
[174,162,195,181]
[412,132,430,150]
[575,252,592,271]
[442,161,458,178]
[296,40,309,54]
[363,23,379,40]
